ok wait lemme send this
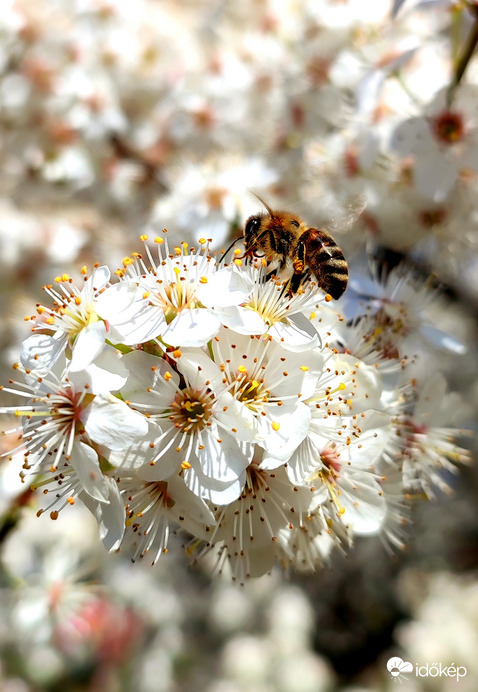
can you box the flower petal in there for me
[162,309,221,347]
[69,441,110,503]
[82,393,148,450]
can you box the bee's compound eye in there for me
[245,216,262,236]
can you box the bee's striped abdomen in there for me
[297,228,349,300]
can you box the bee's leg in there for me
[288,240,307,293]
[288,271,307,294]
[242,229,278,262]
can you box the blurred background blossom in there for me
[0,0,477,690]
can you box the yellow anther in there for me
[37,306,45,314]
[300,365,309,371]
[154,237,164,244]
[140,234,148,241]
[233,248,242,256]
[338,383,346,390]
[234,258,243,266]
[174,246,182,255]
[75,297,81,305]
[309,311,316,320]
[46,317,55,325]
[122,256,134,266]
[199,276,208,284]
[182,241,188,249]
[142,291,150,299]
[181,461,191,469]
[237,365,247,373]
[173,266,181,276]
[272,421,280,431]
[164,371,173,381]
[80,266,87,275]
[199,238,207,245]
[325,294,332,302]
[172,349,182,358]
[261,258,267,267]
[67,497,75,505]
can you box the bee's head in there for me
[244,214,265,245]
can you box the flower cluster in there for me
[1,234,470,583]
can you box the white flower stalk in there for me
[96,234,253,348]
[0,222,472,579]
[21,265,111,374]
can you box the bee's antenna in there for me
[251,192,275,217]
[218,235,242,265]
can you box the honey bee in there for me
[238,198,349,299]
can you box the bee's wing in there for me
[326,194,367,235]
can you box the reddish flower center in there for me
[432,110,465,145]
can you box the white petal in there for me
[82,393,148,450]
[414,153,457,202]
[284,436,318,484]
[347,411,392,468]
[183,464,246,505]
[216,392,258,443]
[162,472,216,533]
[120,350,180,408]
[69,441,110,502]
[177,349,224,391]
[108,420,169,473]
[356,69,385,116]
[340,473,387,535]
[69,321,107,372]
[197,266,254,307]
[96,282,166,345]
[420,323,467,354]
[217,305,267,335]
[95,280,137,320]
[268,318,320,352]
[88,265,110,292]
[69,347,129,394]
[80,476,125,551]
[389,117,432,156]
[264,344,324,400]
[258,404,311,463]
[20,332,66,373]
[162,309,221,347]
[196,429,250,483]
